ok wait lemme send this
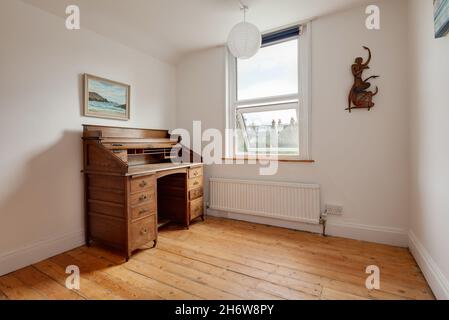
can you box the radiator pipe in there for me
[320,212,328,237]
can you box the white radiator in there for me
[209,178,321,225]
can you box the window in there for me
[237,39,298,101]
[227,24,311,160]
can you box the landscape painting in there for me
[84,74,130,120]
[434,0,449,38]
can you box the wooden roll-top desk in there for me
[82,125,204,260]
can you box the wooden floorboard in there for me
[0,217,435,300]
[68,248,200,300]
[0,287,9,300]
[160,221,431,299]
[0,274,46,300]
[13,266,84,300]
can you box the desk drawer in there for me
[130,175,155,194]
[188,176,203,190]
[190,197,204,220]
[189,187,203,201]
[131,202,156,220]
[188,167,203,179]
[130,216,156,250]
[130,189,155,207]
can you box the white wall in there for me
[408,0,449,300]
[0,0,176,275]
[176,0,410,246]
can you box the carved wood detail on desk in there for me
[82,125,204,260]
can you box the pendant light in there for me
[227,3,261,59]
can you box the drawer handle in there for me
[139,208,149,215]
[139,181,148,188]
[139,195,149,201]
[193,181,199,186]
[141,227,148,235]
[193,172,198,176]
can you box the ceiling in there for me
[22,0,367,63]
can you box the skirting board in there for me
[326,221,408,247]
[0,230,85,277]
[409,231,449,300]
[206,209,408,247]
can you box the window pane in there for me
[237,108,299,155]
[237,39,298,101]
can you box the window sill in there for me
[222,157,315,163]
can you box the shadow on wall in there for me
[0,131,85,253]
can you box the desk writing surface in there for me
[127,162,202,176]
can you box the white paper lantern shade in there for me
[227,22,261,59]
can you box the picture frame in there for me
[434,0,449,38]
[84,74,130,120]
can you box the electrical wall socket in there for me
[325,204,343,216]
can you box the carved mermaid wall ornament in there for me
[347,46,379,112]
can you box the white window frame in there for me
[226,23,312,161]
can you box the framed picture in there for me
[434,0,449,38]
[84,74,130,120]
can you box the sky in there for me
[237,38,298,101]
[88,78,127,105]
